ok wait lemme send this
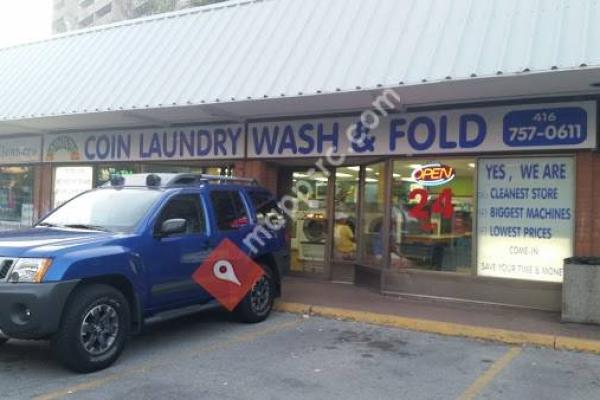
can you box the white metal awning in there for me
[0,0,599,135]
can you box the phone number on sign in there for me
[507,124,583,142]
[503,107,588,147]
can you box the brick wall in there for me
[33,164,53,221]
[575,151,600,256]
[234,160,278,194]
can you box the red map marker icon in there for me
[192,238,265,311]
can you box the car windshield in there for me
[39,188,163,233]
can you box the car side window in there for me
[210,190,249,231]
[155,194,204,234]
[248,191,283,223]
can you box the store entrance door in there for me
[278,167,331,279]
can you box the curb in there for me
[274,301,600,354]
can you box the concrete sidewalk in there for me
[275,277,600,353]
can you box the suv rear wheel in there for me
[234,264,274,323]
[51,284,130,373]
[0,338,7,346]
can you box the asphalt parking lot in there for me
[1,311,600,400]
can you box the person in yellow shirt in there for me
[334,213,356,258]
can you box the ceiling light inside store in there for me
[393,173,402,178]
[408,164,422,169]
[468,163,476,168]
[365,178,378,182]
[347,166,373,172]
[335,172,353,178]
[293,172,309,178]
[314,177,329,182]
[401,177,415,182]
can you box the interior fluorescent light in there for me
[393,173,402,178]
[335,172,353,178]
[408,164,422,169]
[365,178,378,182]
[468,163,476,168]
[401,177,415,182]
[347,166,373,172]
[293,172,309,178]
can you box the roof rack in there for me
[165,173,258,187]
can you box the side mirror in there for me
[158,218,187,237]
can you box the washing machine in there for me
[296,211,327,261]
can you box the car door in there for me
[205,189,255,250]
[146,192,213,309]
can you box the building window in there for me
[476,156,574,283]
[96,3,112,18]
[0,167,34,231]
[53,166,94,208]
[333,166,359,261]
[95,164,138,186]
[389,158,474,273]
[285,169,328,275]
[359,163,386,266]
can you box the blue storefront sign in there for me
[247,101,596,158]
[44,125,245,162]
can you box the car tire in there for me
[51,284,130,373]
[0,338,8,346]
[234,264,274,323]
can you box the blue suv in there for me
[0,174,289,372]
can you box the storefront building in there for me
[0,0,599,311]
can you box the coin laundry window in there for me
[389,158,475,274]
[0,166,34,231]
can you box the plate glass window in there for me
[0,167,34,231]
[390,159,474,273]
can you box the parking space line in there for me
[457,346,522,400]
[33,318,302,400]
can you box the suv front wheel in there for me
[52,284,131,373]
[0,338,7,346]
[234,264,274,323]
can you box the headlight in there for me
[7,258,53,283]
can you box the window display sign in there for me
[0,136,42,164]
[411,163,456,186]
[53,166,94,207]
[248,101,595,158]
[44,124,244,163]
[476,157,574,282]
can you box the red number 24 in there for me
[409,188,453,220]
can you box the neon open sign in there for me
[411,163,456,187]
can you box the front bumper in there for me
[0,280,79,339]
